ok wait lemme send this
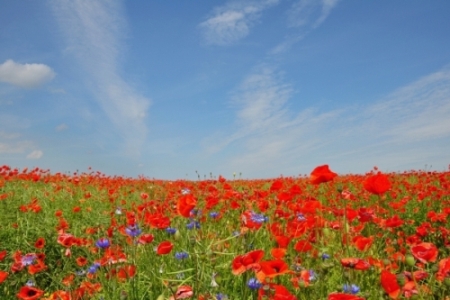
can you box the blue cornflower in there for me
[209,211,219,219]
[95,238,110,249]
[216,293,227,300]
[308,270,318,281]
[87,262,101,274]
[186,220,200,230]
[165,227,177,235]
[247,278,262,290]
[175,251,189,260]
[297,213,306,221]
[125,224,142,237]
[250,211,268,224]
[21,254,37,266]
[321,253,331,260]
[343,284,360,294]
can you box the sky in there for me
[1,0,450,180]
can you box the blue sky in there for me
[1,0,450,179]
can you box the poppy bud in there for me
[405,254,415,267]
[174,230,181,241]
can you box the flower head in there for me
[95,238,110,249]
[125,225,142,237]
[343,284,360,294]
[247,277,262,290]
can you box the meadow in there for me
[0,164,449,300]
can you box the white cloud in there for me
[288,0,339,28]
[50,0,151,155]
[204,66,450,178]
[199,0,280,45]
[270,0,340,54]
[0,60,55,88]
[0,141,34,154]
[26,150,43,159]
[56,123,68,132]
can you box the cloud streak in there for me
[199,0,280,46]
[204,66,450,178]
[271,0,340,54]
[0,60,55,88]
[50,0,150,155]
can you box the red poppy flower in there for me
[257,259,292,282]
[34,237,45,249]
[310,165,337,184]
[76,256,88,267]
[271,248,287,259]
[258,283,296,300]
[110,264,136,281]
[352,235,374,252]
[232,249,264,275]
[270,179,283,192]
[16,286,45,300]
[0,270,8,283]
[28,259,47,275]
[177,194,197,218]
[363,172,391,195]
[47,290,71,300]
[328,293,366,300]
[380,270,401,299]
[340,258,371,270]
[57,233,76,248]
[156,241,173,255]
[274,235,291,248]
[137,233,154,245]
[169,285,193,300]
[436,258,450,282]
[411,242,438,264]
[0,250,7,262]
[294,240,313,253]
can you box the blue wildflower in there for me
[250,211,268,224]
[165,227,177,235]
[125,224,142,237]
[216,293,227,300]
[308,270,318,281]
[343,284,360,294]
[175,251,189,260]
[95,238,110,249]
[297,213,306,221]
[21,254,37,266]
[87,262,101,274]
[247,278,262,290]
[209,211,219,219]
[186,220,200,230]
[321,253,331,260]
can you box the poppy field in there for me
[1,164,450,300]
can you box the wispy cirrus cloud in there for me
[50,0,150,155]
[0,59,55,88]
[204,65,450,178]
[288,0,340,28]
[199,0,280,46]
[271,0,340,54]
[0,130,40,158]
